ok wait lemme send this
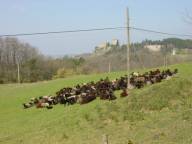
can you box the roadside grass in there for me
[0,63,192,144]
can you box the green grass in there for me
[0,63,192,144]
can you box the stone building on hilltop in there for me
[94,39,119,55]
[144,44,162,52]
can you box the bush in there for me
[0,80,4,84]
[53,68,75,79]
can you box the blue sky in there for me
[0,0,191,56]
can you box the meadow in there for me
[0,63,192,144]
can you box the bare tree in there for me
[183,9,192,24]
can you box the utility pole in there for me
[126,7,131,89]
[165,44,168,69]
[163,44,168,69]
[108,61,111,73]
[16,56,21,84]
[164,56,166,69]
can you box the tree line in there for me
[0,37,86,83]
[142,38,192,49]
[0,37,192,84]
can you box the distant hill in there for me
[1,37,192,83]
[143,38,192,49]
[77,38,192,74]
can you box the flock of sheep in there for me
[23,68,178,109]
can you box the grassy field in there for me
[0,63,192,144]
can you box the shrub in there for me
[53,68,75,78]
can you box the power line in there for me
[131,27,192,38]
[0,27,125,37]
[0,26,192,38]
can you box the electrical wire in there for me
[0,26,192,38]
[131,27,192,38]
[0,27,125,37]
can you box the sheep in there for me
[23,68,178,109]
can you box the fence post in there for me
[102,134,109,144]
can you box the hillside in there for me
[1,37,192,84]
[80,38,192,74]
[0,63,192,144]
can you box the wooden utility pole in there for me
[126,7,131,89]
[164,56,166,68]
[163,44,168,69]
[16,56,21,84]
[108,61,111,73]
